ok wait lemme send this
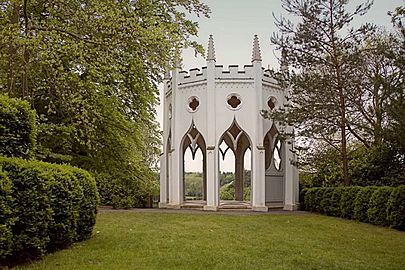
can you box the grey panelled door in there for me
[265,137,284,203]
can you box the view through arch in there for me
[182,123,207,202]
[218,120,252,202]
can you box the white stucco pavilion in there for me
[159,35,299,211]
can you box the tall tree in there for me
[270,0,375,186]
[0,0,210,206]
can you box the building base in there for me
[203,205,218,211]
[158,202,168,209]
[252,206,269,212]
[283,204,299,211]
[166,204,182,209]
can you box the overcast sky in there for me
[158,0,404,172]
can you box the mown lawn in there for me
[18,209,405,270]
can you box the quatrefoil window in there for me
[227,95,241,109]
[188,96,200,112]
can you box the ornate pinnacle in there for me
[207,35,216,61]
[252,35,262,62]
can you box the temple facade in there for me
[159,35,299,211]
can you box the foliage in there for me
[340,186,361,219]
[0,0,210,207]
[319,188,334,215]
[387,185,405,231]
[353,186,377,222]
[0,157,99,265]
[0,94,36,159]
[269,0,376,185]
[184,172,204,200]
[300,143,405,188]
[367,187,395,226]
[302,186,403,230]
[0,169,13,259]
[220,182,235,200]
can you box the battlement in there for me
[171,64,279,86]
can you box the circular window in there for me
[268,97,277,110]
[227,94,242,110]
[188,96,200,112]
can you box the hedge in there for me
[0,94,36,159]
[0,157,99,265]
[301,185,405,231]
[353,186,377,222]
[367,187,394,226]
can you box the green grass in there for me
[18,210,405,270]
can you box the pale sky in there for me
[158,0,404,172]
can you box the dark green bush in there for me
[353,186,377,222]
[367,187,395,226]
[304,188,317,211]
[326,187,344,217]
[0,157,99,264]
[72,168,99,240]
[0,170,13,259]
[0,94,36,159]
[387,185,405,230]
[340,186,361,219]
[302,185,404,230]
[95,172,152,209]
[319,188,334,214]
[299,188,309,210]
[312,188,326,212]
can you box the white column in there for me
[159,154,167,208]
[159,70,171,208]
[251,35,268,212]
[204,35,218,211]
[283,137,298,211]
[252,147,267,211]
[167,63,182,209]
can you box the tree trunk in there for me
[7,3,20,97]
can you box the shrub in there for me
[340,186,361,219]
[367,187,395,226]
[0,94,36,159]
[304,188,317,211]
[299,188,309,210]
[353,186,377,222]
[387,185,405,230]
[0,170,13,259]
[95,172,151,209]
[313,188,326,212]
[72,168,99,240]
[320,188,334,214]
[0,157,99,264]
[326,187,344,217]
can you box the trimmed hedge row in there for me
[0,157,99,264]
[301,185,405,230]
[0,94,36,159]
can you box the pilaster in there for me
[205,35,218,210]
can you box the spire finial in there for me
[207,35,216,61]
[252,34,262,62]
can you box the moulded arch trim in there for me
[217,118,253,150]
[216,116,254,148]
[180,120,207,157]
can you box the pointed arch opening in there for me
[264,124,284,204]
[218,120,252,203]
[181,122,207,203]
